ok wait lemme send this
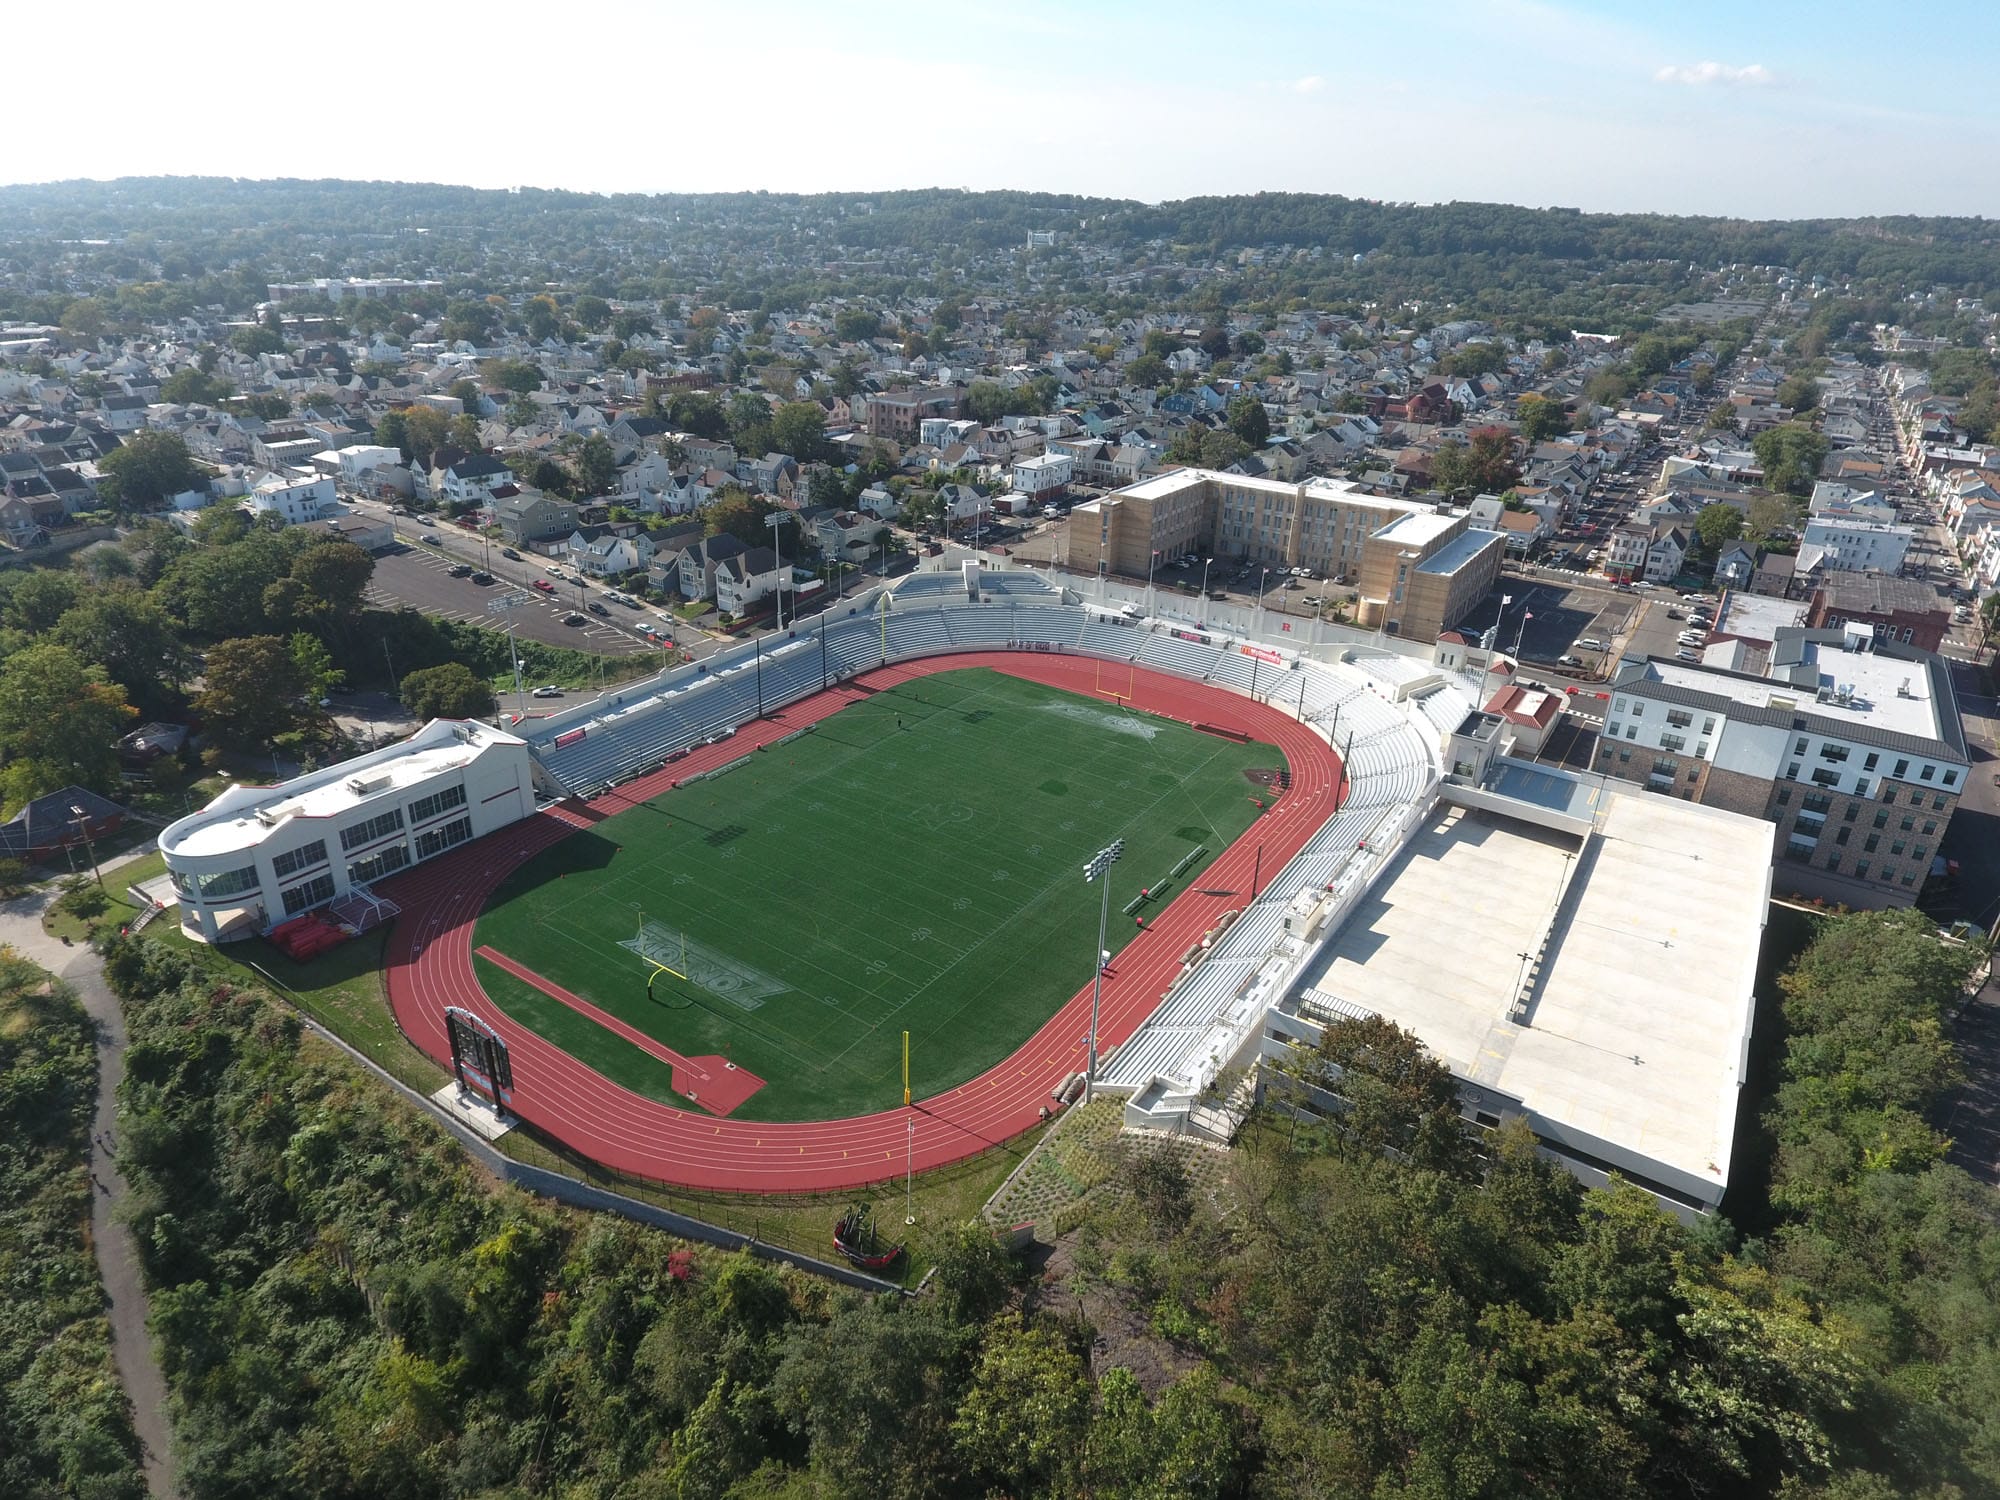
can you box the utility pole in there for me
[1081,838,1124,1104]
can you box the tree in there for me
[666,391,728,439]
[833,308,881,343]
[160,367,232,406]
[573,433,618,497]
[1199,323,1231,359]
[1124,353,1169,388]
[196,636,302,749]
[1745,493,1801,551]
[1298,1013,1471,1174]
[1465,425,1522,492]
[952,1313,1090,1497]
[481,358,543,396]
[3,569,82,633]
[1778,371,1821,413]
[522,295,562,344]
[1226,395,1270,448]
[703,486,778,548]
[0,643,134,804]
[288,542,375,619]
[399,406,450,469]
[1752,424,1830,497]
[440,298,500,345]
[374,409,408,455]
[1515,392,1566,444]
[447,412,483,453]
[769,403,827,464]
[229,323,285,357]
[571,294,611,332]
[399,662,495,721]
[1695,503,1745,551]
[288,633,343,706]
[99,431,203,511]
[52,589,184,710]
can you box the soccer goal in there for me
[619,919,781,1011]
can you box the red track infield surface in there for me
[383,651,1344,1191]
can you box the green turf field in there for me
[472,667,1281,1121]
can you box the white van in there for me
[1575,637,1606,652]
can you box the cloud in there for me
[1654,60,1774,87]
[1290,75,1325,94]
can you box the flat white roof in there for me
[1644,642,1945,740]
[1302,792,1770,1194]
[1110,467,1427,515]
[1377,510,1459,548]
[1713,592,1808,642]
[164,720,522,861]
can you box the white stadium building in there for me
[159,718,538,942]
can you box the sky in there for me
[17,0,2000,219]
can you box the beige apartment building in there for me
[1068,468,1503,642]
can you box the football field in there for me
[472,667,1281,1121]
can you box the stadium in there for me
[160,562,1766,1215]
[372,565,1446,1187]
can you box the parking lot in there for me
[365,542,660,657]
[1456,577,1640,675]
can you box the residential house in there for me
[432,453,515,505]
[1644,525,1689,584]
[566,524,656,578]
[1714,541,1759,590]
[676,532,749,602]
[492,489,580,547]
[712,544,789,617]
[813,509,885,560]
[244,472,337,526]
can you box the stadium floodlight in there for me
[1081,838,1125,1103]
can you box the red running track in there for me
[382,651,1344,1191]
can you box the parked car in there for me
[448,562,472,577]
[502,547,522,560]
[471,571,494,585]
[1558,654,1584,667]
[562,612,586,626]
[420,534,441,546]
[587,601,609,616]
[531,685,563,698]
[532,578,555,592]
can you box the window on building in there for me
[1793,737,1808,755]
[408,783,468,825]
[1864,833,1880,852]
[1626,725,1637,740]
[1900,816,1915,832]
[1810,768,1840,788]
[1695,742,1710,758]
[1704,717,1717,735]
[1820,744,1849,763]
[339,808,406,852]
[1618,749,1632,763]
[1914,844,1929,863]
[1613,698,1626,715]
[1824,853,1841,873]
[1921,765,1936,781]
[271,839,328,880]
[415,816,473,861]
[1894,758,1909,778]
[1862,752,1878,771]
[1775,788,1791,806]
[1660,734,1686,753]
[347,844,410,885]
[1786,762,1801,780]
[1835,826,1851,846]
[1883,789,1897,806]
[1891,840,1906,857]
[1854,779,1870,799]
[1631,703,1644,717]
[1932,794,1948,811]
[194,864,260,900]
[1943,770,1959,788]
[1784,839,1815,862]
[1902,873,1917,887]
[1855,861,1870,881]
[280,872,337,916]
[1666,710,1693,729]
[1843,804,1859,822]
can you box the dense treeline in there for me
[0,951,146,1499]
[84,904,2000,1498]
[3,180,1997,331]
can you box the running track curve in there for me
[382,650,1344,1191]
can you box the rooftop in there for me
[1713,591,1809,643]
[162,719,522,861]
[1630,633,1962,754]
[1416,526,1501,575]
[1378,510,1460,549]
[1300,793,1770,1196]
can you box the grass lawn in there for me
[41,850,169,945]
[473,667,1280,1122]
